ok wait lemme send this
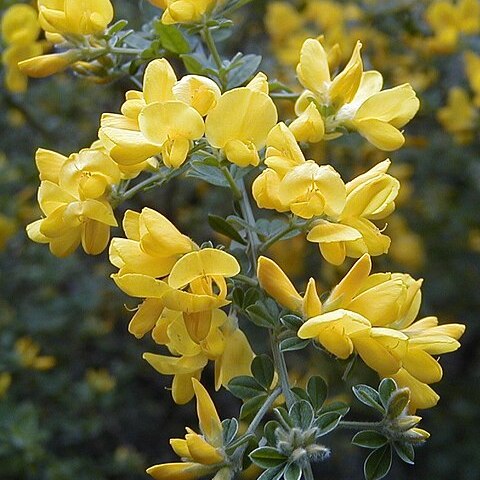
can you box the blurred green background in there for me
[1,0,479,479]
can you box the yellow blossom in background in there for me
[205,73,278,167]
[0,372,12,398]
[147,379,231,480]
[293,38,420,150]
[0,214,17,251]
[15,337,56,370]
[465,50,480,106]
[86,368,116,393]
[425,0,480,54]
[38,0,114,36]
[1,4,40,45]
[437,87,478,144]
[1,4,43,93]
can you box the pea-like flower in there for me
[205,73,278,167]
[38,0,114,36]
[146,379,232,479]
[258,254,465,410]
[149,0,220,25]
[293,38,420,150]
[26,147,120,256]
[100,59,220,169]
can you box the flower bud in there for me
[18,50,82,78]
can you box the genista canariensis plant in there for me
[2,0,466,478]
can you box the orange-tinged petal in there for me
[147,462,212,480]
[185,433,223,464]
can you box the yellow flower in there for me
[465,50,480,107]
[2,43,43,93]
[35,147,121,199]
[147,379,230,479]
[26,181,117,256]
[18,50,83,78]
[252,123,346,217]
[158,0,220,25]
[15,337,56,370]
[110,208,240,334]
[38,0,114,36]
[205,73,278,167]
[144,310,254,403]
[259,254,465,409]
[1,4,40,45]
[293,38,419,150]
[100,59,217,169]
[437,87,478,144]
[306,160,399,265]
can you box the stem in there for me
[202,26,223,70]
[221,166,242,200]
[271,333,295,409]
[260,223,299,253]
[338,420,383,430]
[116,171,164,204]
[246,387,282,435]
[270,92,301,101]
[109,47,142,55]
[238,177,260,267]
[302,459,315,480]
[234,274,258,287]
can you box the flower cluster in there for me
[258,254,465,411]
[292,38,420,151]
[110,208,254,403]
[26,147,120,257]
[253,124,399,264]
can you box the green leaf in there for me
[232,287,244,307]
[188,161,229,187]
[280,337,310,352]
[250,447,288,469]
[227,54,262,88]
[307,376,328,412]
[353,385,385,414]
[246,302,276,329]
[228,376,265,400]
[258,466,285,480]
[284,462,302,480]
[289,400,314,429]
[264,420,281,445]
[208,214,247,245]
[393,441,415,465]
[322,401,350,417]
[378,378,397,408]
[315,412,342,436]
[106,19,128,36]
[181,52,213,75]
[243,288,260,308]
[352,431,388,449]
[252,355,275,389]
[155,23,190,54]
[291,387,310,402]
[387,388,410,419]
[222,418,239,445]
[241,395,268,421]
[280,314,303,331]
[364,445,393,480]
[274,407,294,429]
